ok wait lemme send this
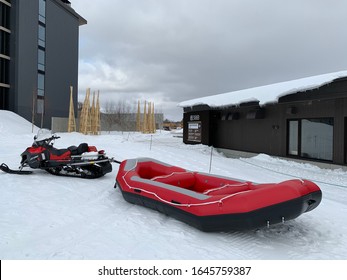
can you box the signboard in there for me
[190,115,200,121]
[188,121,202,142]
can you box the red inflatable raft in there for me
[115,157,322,231]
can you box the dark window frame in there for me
[0,30,10,56]
[287,117,334,162]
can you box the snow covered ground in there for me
[1,109,347,260]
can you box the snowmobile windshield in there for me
[34,129,54,143]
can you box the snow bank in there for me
[1,110,347,260]
[178,70,347,108]
[0,110,38,135]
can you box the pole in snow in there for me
[209,146,213,173]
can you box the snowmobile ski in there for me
[0,163,33,175]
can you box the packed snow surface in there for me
[178,70,347,108]
[1,110,347,260]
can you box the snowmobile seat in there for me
[48,147,70,157]
[68,143,89,155]
[68,145,78,154]
[45,146,70,160]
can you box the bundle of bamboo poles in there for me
[67,86,76,133]
[78,88,101,135]
[136,100,156,134]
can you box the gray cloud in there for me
[72,0,347,120]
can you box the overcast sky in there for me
[71,0,347,121]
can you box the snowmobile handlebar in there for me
[44,135,60,144]
[33,134,60,146]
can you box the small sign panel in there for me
[190,115,200,121]
[188,121,202,142]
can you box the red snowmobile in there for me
[1,129,114,178]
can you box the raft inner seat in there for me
[132,158,270,196]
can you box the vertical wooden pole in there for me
[85,89,91,134]
[152,102,156,133]
[79,88,90,134]
[68,86,76,132]
[136,100,141,132]
[149,102,153,133]
[79,91,85,133]
[31,89,36,133]
[95,90,101,134]
[149,102,152,133]
[143,101,147,133]
[40,97,45,128]
[90,91,96,134]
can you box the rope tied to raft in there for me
[120,159,251,208]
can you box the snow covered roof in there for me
[178,70,347,108]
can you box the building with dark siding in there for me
[179,71,347,165]
[0,0,86,128]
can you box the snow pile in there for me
[178,70,347,108]
[0,110,38,135]
[1,110,347,260]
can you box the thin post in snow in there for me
[31,89,36,133]
[209,146,213,173]
[150,135,153,150]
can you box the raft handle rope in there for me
[150,171,194,181]
[203,182,249,195]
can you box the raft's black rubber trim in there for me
[117,179,322,232]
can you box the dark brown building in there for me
[179,71,347,165]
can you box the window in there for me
[0,3,11,30]
[288,120,299,156]
[38,24,45,48]
[37,98,44,114]
[37,1,46,111]
[39,0,46,24]
[0,87,9,110]
[38,48,45,71]
[0,30,10,56]
[0,57,9,84]
[288,118,334,161]
[301,119,333,161]
[37,72,45,96]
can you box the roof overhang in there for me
[178,70,347,109]
[53,0,87,26]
